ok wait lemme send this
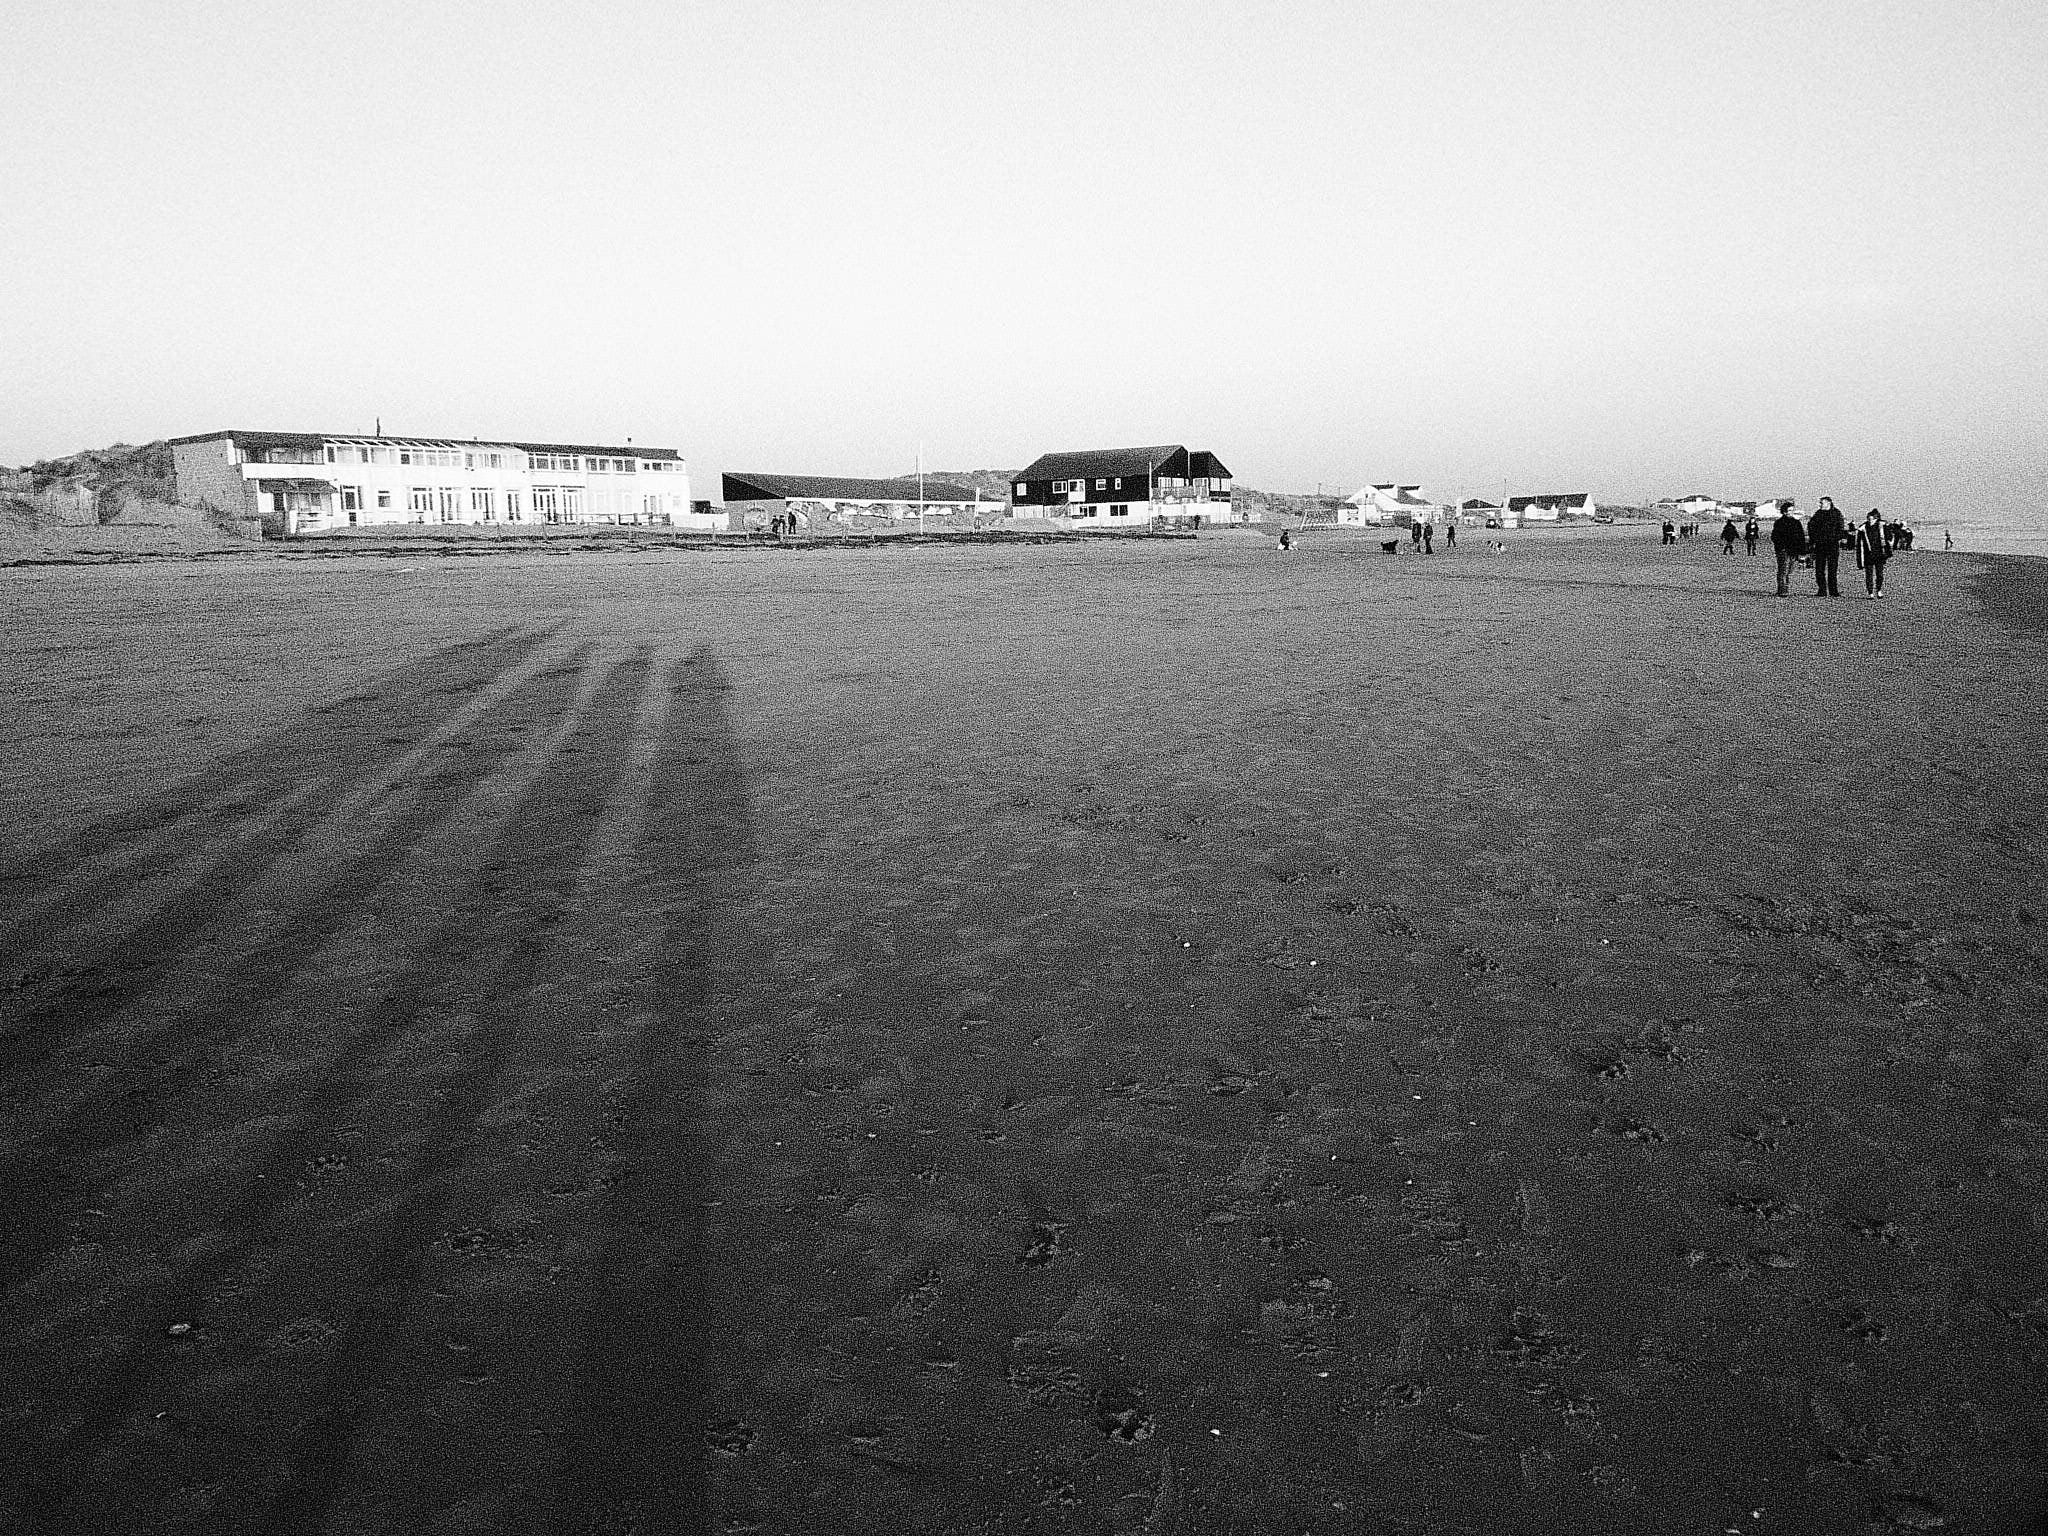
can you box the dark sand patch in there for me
[2,533,2045,1533]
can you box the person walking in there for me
[1807,496,1846,597]
[1858,509,1889,597]
[1720,518,1739,554]
[1770,502,1806,598]
[1662,520,1676,545]
[1945,528,1954,551]
[1445,521,1457,549]
[1744,517,1760,555]
[1410,520,1423,550]
[1423,521,1434,554]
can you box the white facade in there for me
[170,432,703,535]
[1339,484,1440,525]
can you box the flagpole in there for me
[918,442,925,535]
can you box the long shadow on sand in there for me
[0,637,585,1297]
[549,644,753,1535]
[1,643,754,1536]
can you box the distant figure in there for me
[1721,518,1739,554]
[1770,502,1807,598]
[1662,521,1676,545]
[1944,528,1954,551]
[1897,525,1914,551]
[1445,521,1457,548]
[1278,527,1293,551]
[1410,521,1423,549]
[1423,522,1434,554]
[1859,510,1889,597]
[1808,497,1846,597]
[1744,518,1760,555]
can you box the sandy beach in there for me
[2,528,2044,1534]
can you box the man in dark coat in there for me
[1721,518,1739,553]
[1807,496,1847,596]
[1770,502,1807,598]
[1744,517,1760,555]
[1858,509,1890,597]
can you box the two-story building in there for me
[1009,445,1233,528]
[168,429,700,535]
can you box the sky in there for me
[2,0,2044,518]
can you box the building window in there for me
[1110,504,1129,517]
[561,486,584,520]
[1094,479,1106,490]
[1013,482,1026,496]
[341,486,361,511]
[1114,478,1123,490]
[376,489,392,509]
[472,487,495,519]
[504,491,521,520]
[438,486,461,521]
[644,494,662,518]
[408,486,433,517]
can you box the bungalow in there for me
[1506,493,1594,523]
[1009,445,1233,528]
[721,471,982,528]
[1339,484,1439,525]
[1458,498,1503,525]
[1670,494,1723,519]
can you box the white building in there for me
[168,430,702,536]
[1505,492,1594,524]
[1340,484,1440,525]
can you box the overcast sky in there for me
[2,0,2043,516]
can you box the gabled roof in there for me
[1507,493,1592,512]
[1186,450,1233,480]
[722,471,979,503]
[1014,446,1186,483]
[166,429,680,460]
[1459,498,1501,511]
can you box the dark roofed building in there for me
[723,472,981,505]
[1010,444,1234,528]
[1505,492,1593,522]
[720,470,984,528]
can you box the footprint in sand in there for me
[705,1419,756,1457]
[1017,1220,1072,1266]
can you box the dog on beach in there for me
[1379,540,1400,554]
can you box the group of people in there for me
[1767,497,1902,599]
[1660,520,1708,543]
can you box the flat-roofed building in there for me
[1009,445,1233,528]
[168,430,698,536]
[720,472,983,527]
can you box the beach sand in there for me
[2,530,2044,1534]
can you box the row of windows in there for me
[318,445,674,474]
[311,484,680,523]
[1019,476,1135,495]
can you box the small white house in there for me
[1505,493,1594,523]
[1340,484,1439,525]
